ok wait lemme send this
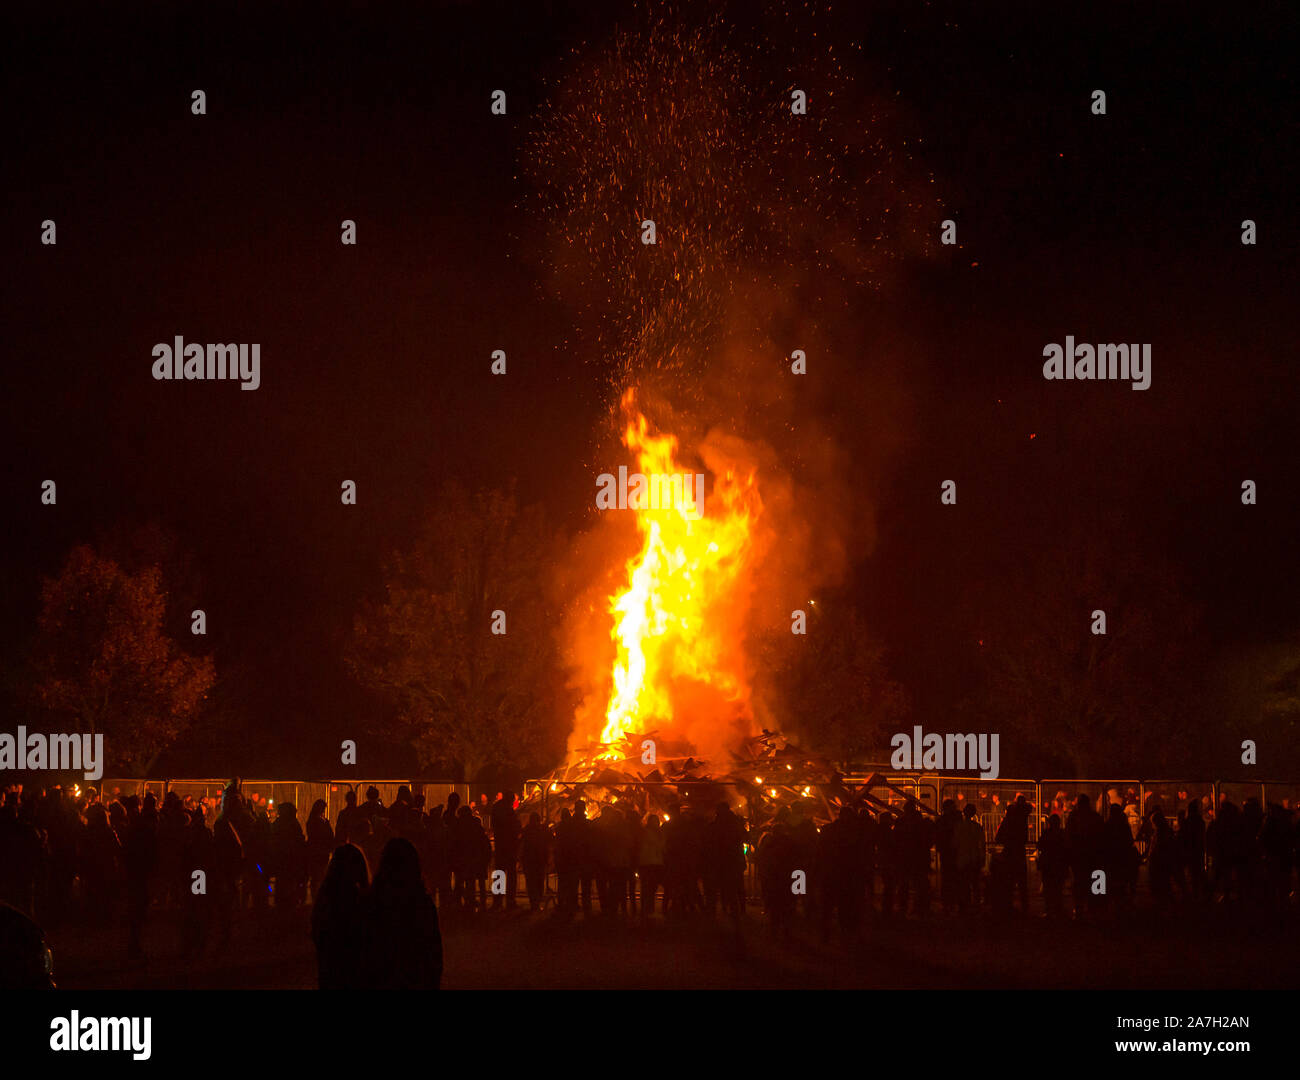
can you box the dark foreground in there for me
[46,901,1300,990]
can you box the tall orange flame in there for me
[597,389,762,757]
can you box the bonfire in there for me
[531,390,934,829]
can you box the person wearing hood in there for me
[359,837,442,989]
[270,802,308,910]
[312,843,369,989]
[305,799,335,901]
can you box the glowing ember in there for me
[596,388,762,756]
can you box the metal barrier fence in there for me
[99,779,473,826]
[97,774,1300,835]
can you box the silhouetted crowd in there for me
[765,791,1300,938]
[3,778,1299,987]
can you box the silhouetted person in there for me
[422,804,450,906]
[389,785,416,841]
[38,787,78,926]
[0,792,45,918]
[454,805,490,911]
[305,799,335,900]
[211,782,245,948]
[360,786,384,823]
[896,802,934,917]
[335,788,362,847]
[572,800,596,914]
[0,900,56,989]
[788,806,818,919]
[1104,804,1139,908]
[1146,808,1183,905]
[312,843,369,989]
[352,817,383,875]
[490,793,521,911]
[875,811,900,918]
[955,803,985,911]
[637,813,666,917]
[443,791,462,824]
[1181,800,1208,899]
[708,803,748,927]
[625,806,645,911]
[856,808,878,913]
[181,806,213,959]
[1036,813,1068,918]
[442,792,462,901]
[936,799,963,914]
[123,794,158,960]
[109,799,129,844]
[360,837,442,989]
[1235,798,1259,896]
[1065,794,1104,918]
[156,790,189,913]
[816,806,860,939]
[270,802,307,910]
[1259,803,1292,909]
[79,802,121,926]
[756,809,795,935]
[595,804,632,916]
[620,805,642,915]
[993,797,1030,915]
[520,812,549,912]
[663,804,691,917]
[1208,799,1245,901]
[555,809,578,914]
[245,795,272,909]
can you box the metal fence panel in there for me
[1262,781,1300,810]
[1140,781,1213,820]
[935,778,1041,845]
[1218,781,1266,811]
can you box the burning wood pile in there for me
[526,730,933,827]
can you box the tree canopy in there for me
[29,544,215,773]
[349,483,574,781]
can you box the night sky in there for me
[2,0,1295,775]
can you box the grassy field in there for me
[45,897,1300,990]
